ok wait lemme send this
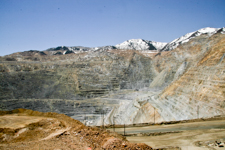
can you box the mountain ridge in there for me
[161,27,223,51]
[3,27,224,57]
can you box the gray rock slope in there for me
[1,27,225,125]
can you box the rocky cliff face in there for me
[158,31,225,120]
[1,27,225,125]
[0,49,157,124]
[0,50,156,100]
[104,29,225,125]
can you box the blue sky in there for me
[0,0,225,56]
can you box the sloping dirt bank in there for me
[0,108,152,150]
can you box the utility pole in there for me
[103,109,104,129]
[124,124,125,136]
[84,113,86,126]
[154,107,155,124]
[102,103,104,129]
[197,105,199,119]
[113,116,115,132]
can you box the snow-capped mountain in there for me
[161,27,221,51]
[94,46,117,51]
[46,40,167,55]
[115,39,167,50]
[29,27,225,55]
[151,41,168,50]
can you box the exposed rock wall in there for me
[157,33,225,120]
[1,31,225,125]
[0,50,157,125]
[101,32,225,125]
[0,50,155,100]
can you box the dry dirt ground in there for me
[127,129,225,150]
[1,109,225,150]
[109,120,225,150]
[0,109,152,150]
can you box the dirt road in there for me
[127,129,225,150]
[110,120,225,134]
[108,120,225,149]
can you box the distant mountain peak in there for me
[197,27,219,33]
[115,39,167,51]
[161,27,221,51]
[3,27,225,57]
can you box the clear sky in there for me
[0,0,225,56]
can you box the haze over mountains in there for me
[1,27,225,126]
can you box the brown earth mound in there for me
[0,108,152,150]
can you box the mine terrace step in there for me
[79,89,109,92]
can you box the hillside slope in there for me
[103,29,225,124]
[0,27,225,125]
[0,109,152,150]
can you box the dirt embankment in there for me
[0,108,152,150]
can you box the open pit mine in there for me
[0,27,225,127]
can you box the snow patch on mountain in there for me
[162,27,220,51]
[115,39,154,50]
[115,39,167,51]
[94,46,117,51]
[151,41,167,50]
[43,27,224,54]
[221,27,225,34]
